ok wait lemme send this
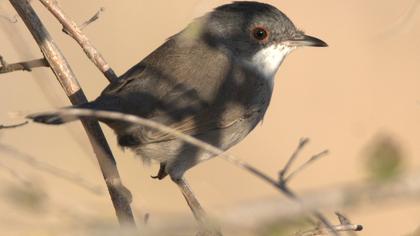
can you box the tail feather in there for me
[28,112,68,125]
[27,102,96,125]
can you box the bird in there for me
[29,1,327,230]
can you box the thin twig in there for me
[62,7,104,35]
[297,212,362,236]
[0,143,103,194]
[279,138,309,180]
[275,139,336,235]
[79,7,104,30]
[0,120,28,129]
[38,0,118,83]
[10,0,135,226]
[0,57,48,74]
[297,224,362,236]
[283,150,329,183]
[28,108,336,231]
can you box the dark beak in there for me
[285,34,328,47]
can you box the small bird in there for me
[30,1,327,228]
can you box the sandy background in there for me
[0,0,420,235]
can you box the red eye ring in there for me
[252,27,269,41]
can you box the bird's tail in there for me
[27,102,97,125]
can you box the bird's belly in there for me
[133,110,263,165]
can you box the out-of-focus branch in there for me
[298,224,362,236]
[296,212,362,236]
[277,139,335,235]
[0,142,103,194]
[9,0,135,226]
[38,0,118,83]
[0,120,28,129]
[0,56,48,74]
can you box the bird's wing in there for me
[137,106,250,144]
[97,38,265,145]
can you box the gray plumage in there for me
[30,1,327,180]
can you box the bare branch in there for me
[27,108,335,231]
[38,0,118,83]
[279,138,309,181]
[297,212,362,236]
[0,57,48,74]
[10,0,135,225]
[0,142,103,194]
[283,150,329,184]
[0,120,28,129]
[274,139,336,235]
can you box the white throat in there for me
[245,44,295,83]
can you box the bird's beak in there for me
[284,34,328,47]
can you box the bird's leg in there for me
[172,177,221,236]
[173,176,207,223]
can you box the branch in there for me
[9,0,135,226]
[38,0,118,83]
[0,142,103,194]
[27,108,342,231]
[0,56,48,74]
[295,212,362,236]
[0,120,28,129]
[275,139,336,235]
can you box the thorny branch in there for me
[38,0,118,83]
[27,108,363,235]
[9,0,135,226]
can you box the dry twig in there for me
[38,0,118,83]
[296,212,362,236]
[0,120,28,129]
[9,0,135,226]
[28,108,349,233]
[276,139,336,235]
[0,56,48,74]
[0,142,103,194]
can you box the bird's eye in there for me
[252,27,268,41]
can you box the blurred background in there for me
[0,0,419,235]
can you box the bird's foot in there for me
[151,163,168,180]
